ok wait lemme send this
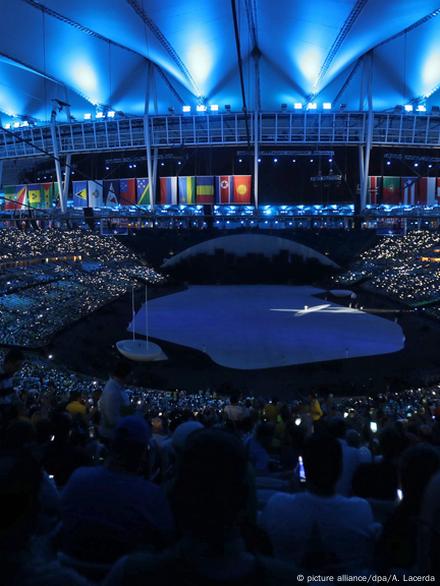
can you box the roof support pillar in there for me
[360,52,373,212]
[144,61,154,210]
[253,111,259,209]
[63,154,72,208]
[50,109,66,213]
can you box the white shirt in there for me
[261,491,378,572]
[98,377,130,439]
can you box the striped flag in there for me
[216,175,232,204]
[401,177,417,206]
[136,178,151,205]
[159,176,178,204]
[88,181,104,207]
[42,182,54,209]
[4,185,27,210]
[196,176,214,204]
[178,176,196,204]
[232,175,252,204]
[73,181,88,207]
[28,184,42,208]
[119,178,137,206]
[368,176,381,205]
[381,176,401,204]
[418,177,436,205]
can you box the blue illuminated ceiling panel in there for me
[0,0,438,122]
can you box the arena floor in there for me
[130,285,405,370]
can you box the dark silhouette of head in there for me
[303,433,342,496]
[400,443,440,510]
[110,360,132,383]
[174,429,249,541]
[4,349,24,375]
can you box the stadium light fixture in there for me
[20,121,29,127]
[414,162,419,167]
[429,164,433,168]
[83,113,92,120]
[417,104,427,112]
[210,104,219,112]
[404,104,413,112]
[3,123,11,129]
[107,110,116,118]
[196,104,207,112]
[96,111,104,119]
[294,103,303,110]
[306,102,317,110]
[323,102,332,110]
[386,160,391,166]
[273,158,278,163]
[13,122,20,128]
[182,105,191,113]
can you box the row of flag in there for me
[2,175,252,209]
[368,176,440,206]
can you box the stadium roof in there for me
[1,0,440,123]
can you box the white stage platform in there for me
[129,285,405,370]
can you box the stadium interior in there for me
[1,1,440,584]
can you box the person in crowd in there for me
[98,361,132,441]
[65,391,87,420]
[224,391,249,423]
[352,423,407,501]
[418,470,440,575]
[0,349,24,421]
[246,422,274,474]
[0,450,87,586]
[43,412,91,487]
[263,396,279,424]
[378,443,440,571]
[104,428,295,585]
[308,392,323,423]
[327,417,364,496]
[261,432,379,573]
[60,415,175,565]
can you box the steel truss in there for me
[1,112,440,160]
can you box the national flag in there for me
[381,176,401,205]
[103,179,120,207]
[232,175,252,204]
[27,184,42,208]
[42,183,54,209]
[196,176,214,204]
[136,178,151,205]
[4,185,26,210]
[418,177,437,205]
[88,181,104,208]
[401,177,417,206]
[73,180,88,207]
[159,176,178,205]
[368,176,381,205]
[216,175,232,204]
[178,176,196,204]
[119,178,137,206]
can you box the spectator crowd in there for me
[1,349,440,584]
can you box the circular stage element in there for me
[116,339,163,362]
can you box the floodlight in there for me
[96,112,104,119]
[4,123,10,129]
[107,110,116,118]
[196,104,207,112]
[83,113,92,120]
[323,102,332,110]
[13,122,20,128]
[404,104,413,112]
[417,105,427,112]
[210,104,219,111]
[294,102,303,110]
[306,102,317,110]
[182,105,191,113]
